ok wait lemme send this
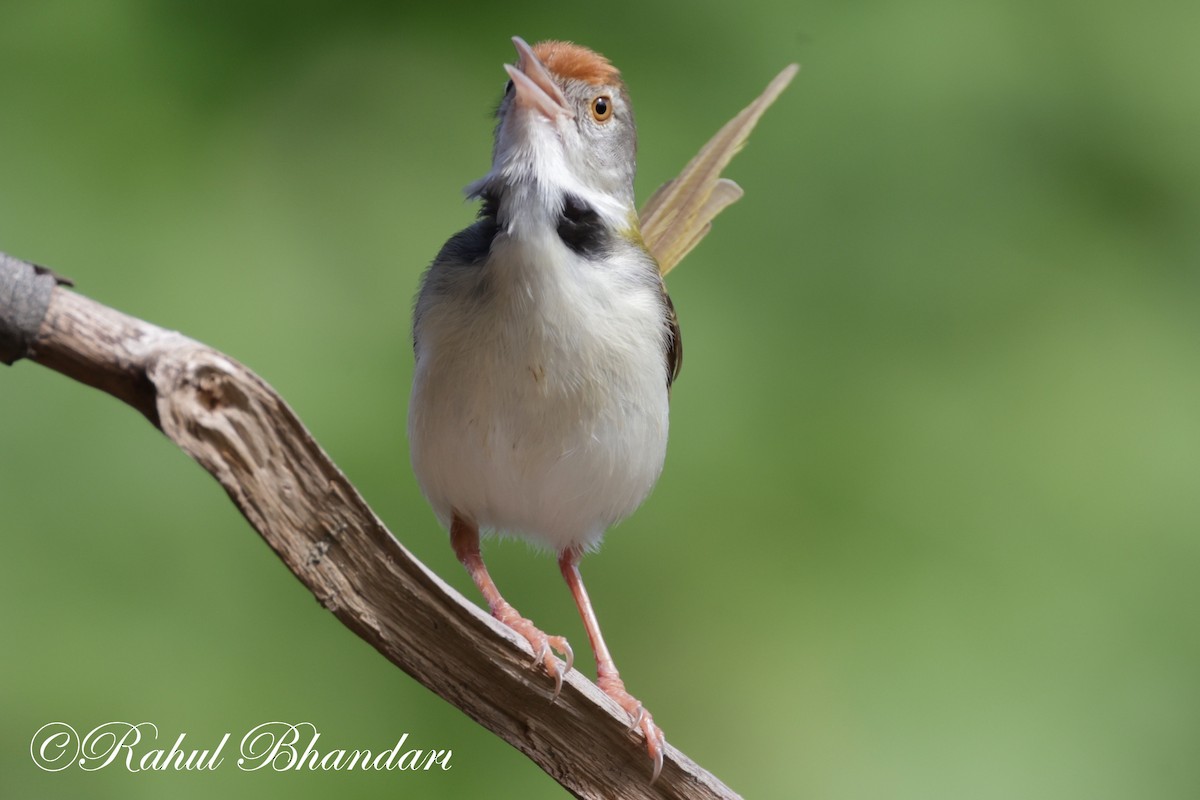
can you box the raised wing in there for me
[640,64,799,276]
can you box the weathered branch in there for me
[1,252,740,799]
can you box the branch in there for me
[0,252,740,799]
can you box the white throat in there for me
[466,110,630,234]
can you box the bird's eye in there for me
[590,95,613,122]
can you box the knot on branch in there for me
[151,350,279,480]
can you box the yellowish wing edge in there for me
[640,63,799,276]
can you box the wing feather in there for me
[640,64,799,276]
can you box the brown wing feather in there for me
[639,64,798,276]
[663,284,682,389]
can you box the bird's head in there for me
[468,37,639,234]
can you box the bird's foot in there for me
[494,606,574,698]
[598,673,666,783]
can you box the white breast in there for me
[409,223,670,551]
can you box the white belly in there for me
[408,231,669,551]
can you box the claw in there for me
[649,736,664,784]
[627,703,645,733]
[495,610,573,698]
[595,674,666,782]
[625,695,665,781]
[557,636,575,675]
[547,635,573,700]
[550,661,564,699]
[640,713,665,783]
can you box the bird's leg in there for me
[558,547,666,782]
[450,513,573,696]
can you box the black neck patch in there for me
[556,194,608,257]
[477,188,501,222]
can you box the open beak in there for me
[505,36,574,121]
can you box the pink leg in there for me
[451,514,573,696]
[559,547,666,783]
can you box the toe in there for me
[548,635,574,674]
[499,614,573,695]
[645,719,666,783]
[595,675,666,782]
[627,702,645,733]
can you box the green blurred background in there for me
[2,1,1198,798]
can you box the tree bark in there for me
[1,251,741,800]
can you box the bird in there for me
[408,36,680,781]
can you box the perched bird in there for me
[408,37,680,779]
